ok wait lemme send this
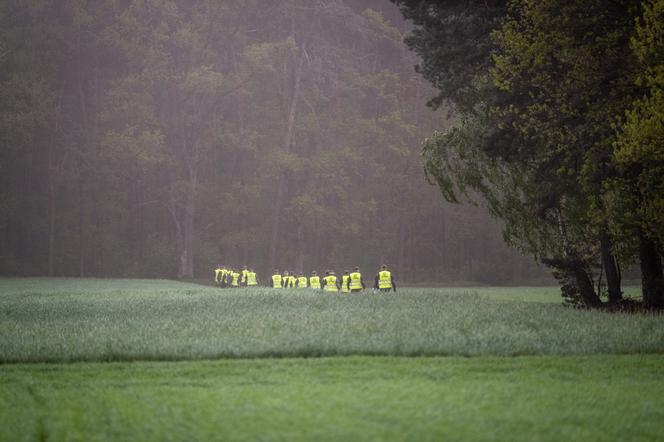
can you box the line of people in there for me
[272,265,396,292]
[214,264,396,292]
[214,264,397,293]
[214,265,259,288]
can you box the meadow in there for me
[2,355,663,442]
[1,278,663,441]
[0,278,661,363]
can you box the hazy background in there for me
[0,0,548,283]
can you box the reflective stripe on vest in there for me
[378,270,392,289]
[349,272,362,289]
[310,276,320,288]
[247,272,257,285]
[272,274,282,288]
[298,277,307,287]
[324,276,338,292]
[341,275,350,293]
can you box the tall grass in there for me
[0,278,661,363]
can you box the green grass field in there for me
[0,278,660,363]
[1,278,663,441]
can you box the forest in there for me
[0,0,545,284]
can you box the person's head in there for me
[325,270,330,275]
[284,270,289,275]
[344,270,349,275]
[299,272,304,276]
[381,264,387,270]
[274,269,279,274]
[354,266,359,272]
[312,271,317,276]
[243,265,247,270]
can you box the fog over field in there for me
[0,0,546,285]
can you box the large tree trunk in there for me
[639,233,664,309]
[600,233,622,304]
[544,255,602,307]
[267,44,306,271]
[572,263,602,307]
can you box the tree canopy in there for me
[394,0,664,307]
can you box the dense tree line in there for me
[393,0,664,307]
[0,0,545,283]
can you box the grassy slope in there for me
[2,355,663,442]
[0,278,661,363]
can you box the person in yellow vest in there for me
[349,267,365,293]
[241,265,249,287]
[220,267,229,288]
[309,271,321,290]
[246,268,258,287]
[214,264,223,287]
[374,264,396,292]
[323,270,339,292]
[230,269,241,288]
[285,270,296,288]
[297,272,308,288]
[341,270,350,294]
[272,269,283,288]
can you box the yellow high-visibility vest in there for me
[241,269,248,283]
[378,270,392,289]
[349,272,362,289]
[341,275,350,293]
[272,274,282,288]
[310,276,320,289]
[231,272,240,286]
[298,276,307,288]
[247,272,257,286]
[285,276,295,288]
[324,275,338,292]
[214,268,222,281]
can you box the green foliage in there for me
[392,0,508,112]
[613,0,664,248]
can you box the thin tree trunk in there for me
[47,110,61,277]
[176,161,196,279]
[48,175,56,277]
[267,43,306,271]
[78,174,85,277]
